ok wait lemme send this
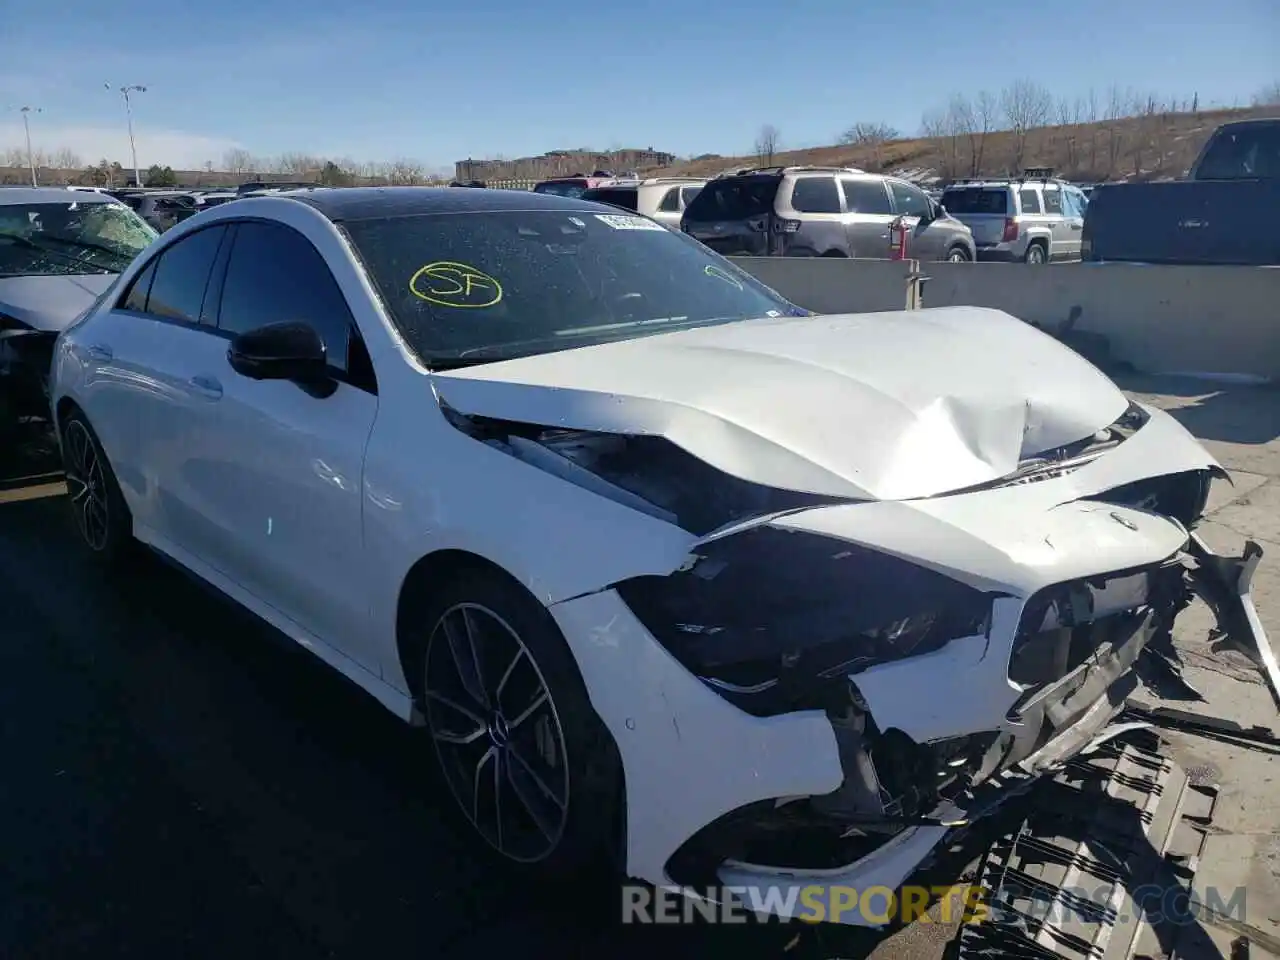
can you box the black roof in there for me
[284,186,607,222]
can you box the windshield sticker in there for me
[409,261,503,308]
[704,264,744,290]
[594,214,665,232]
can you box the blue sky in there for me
[3,0,1277,171]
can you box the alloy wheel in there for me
[63,420,110,552]
[423,602,570,863]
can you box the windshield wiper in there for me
[29,234,136,266]
[0,233,108,270]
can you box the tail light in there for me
[771,218,801,234]
[1001,218,1019,242]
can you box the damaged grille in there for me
[1007,562,1186,689]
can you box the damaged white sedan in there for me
[50,187,1275,922]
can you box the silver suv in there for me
[679,166,976,261]
[940,171,1089,263]
[580,177,707,229]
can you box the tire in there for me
[409,568,622,878]
[60,408,135,565]
[1024,243,1047,265]
[946,245,971,262]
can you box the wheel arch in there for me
[394,548,543,700]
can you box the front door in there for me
[194,220,380,672]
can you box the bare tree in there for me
[1253,82,1280,107]
[755,124,780,165]
[968,90,997,176]
[838,122,899,170]
[1001,79,1054,172]
[51,148,81,170]
[386,158,425,185]
[1055,96,1085,172]
[275,152,317,176]
[223,148,253,174]
[1102,84,1130,177]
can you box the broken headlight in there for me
[614,525,997,715]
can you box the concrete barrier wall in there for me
[732,256,1280,381]
[730,257,916,314]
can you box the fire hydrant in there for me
[889,216,910,260]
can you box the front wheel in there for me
[414,570,621,875]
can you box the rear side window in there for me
[682,176,780,221]
[789,176,840,213]
[1018,189,1042,214]
[680,185,702,206]
[657,188,680,212]
[940,188,1008,215]
[841,179,892,214]
[143,225,227,323]
[583,187,639,211]
[1043,189,1063,215]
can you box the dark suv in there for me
[680,166,975,261]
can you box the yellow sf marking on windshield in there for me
[704,264,744,290]
[409,261,503,308]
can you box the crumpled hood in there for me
[0,274,117,332]
[432,306,1130,501]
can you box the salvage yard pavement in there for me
[0,374,1277,960]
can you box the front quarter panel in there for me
[360,377,696,691]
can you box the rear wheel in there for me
[946,245,971,262]
[60,409,134,564]
[1025,243,1047,264]
[412,569,621,876]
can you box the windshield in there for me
[682,176,780,221]
[1195,123,1280,180]
[0,200,157,277]
[533,181,589,198]
[343,209,804,367]
[940,188,1009,214]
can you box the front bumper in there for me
[551,531,1273,927]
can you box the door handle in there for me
[86,343,113,362]
[1070,223,1083,231]
[189,374,223,400]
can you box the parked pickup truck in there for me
[1082,117,1280,265]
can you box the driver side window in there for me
[217,221,366,385]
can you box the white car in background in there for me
[48,187,1274,923]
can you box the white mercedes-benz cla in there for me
[49,187,1274,923]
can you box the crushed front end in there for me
[550,458,1272,926]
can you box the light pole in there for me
[107,83,147,187]
[19,106,41,187]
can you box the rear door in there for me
[839,177,893,258]
[1056,187,1086,259]
[680,175,780,256]
[940,186,1009,247]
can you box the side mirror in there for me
[935,203,947,218]
[228,321,327,382]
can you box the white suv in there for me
[580,177,707,229]
[941,172,1089,263]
